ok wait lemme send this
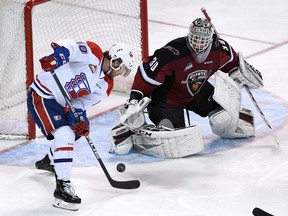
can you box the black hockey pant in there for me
[147,83,221,128]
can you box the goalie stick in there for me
[201,7,280,148]
[50,70,140,189]
[245,86,279,147]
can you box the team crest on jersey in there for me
[64,72,91,99]
[89,64,98,73]
[182,70,207,96]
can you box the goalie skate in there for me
[53,180,81,211]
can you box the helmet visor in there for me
[110,58,131,77]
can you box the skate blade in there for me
[52,198,80,211]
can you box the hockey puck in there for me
[116,163,126,172]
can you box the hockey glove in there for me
[119,97,151,129]
[64,107,90,136]
[39,44,70,71]
[229,52,263,89]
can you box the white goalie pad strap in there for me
[229,52,264,89]
[132,125,204,158]
[109,124,134,154]
[120,97,151,129]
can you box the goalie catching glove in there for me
[229,52,263,89]
[64,107,90,136]
[119,97,151,129]
[39,42,70,71]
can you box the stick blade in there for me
[252,207,273,216]
[110,179,140,189]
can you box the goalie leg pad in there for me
[213,71,241,116]
[235,108,255,137]
[132,125,204,158]
[209,108,238,138]
[209,108,255,138]
[109,124,134,154]
[211,70,255,138]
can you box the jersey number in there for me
[149,57,159,71]
[219,39,229,52]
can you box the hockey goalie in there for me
[110,98,204,158]
[109,17,263,158]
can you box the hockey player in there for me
[27,39,135,211]
[110,18,263,158]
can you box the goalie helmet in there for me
[108,43,135,77]
[187,18,214,54]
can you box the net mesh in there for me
[0,0,145,138]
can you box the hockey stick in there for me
[200,7,219,46]
[245,86,279,147]
[50,70,140,189]
[201,8,280,148]
[252,207,273,216]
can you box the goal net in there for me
[0,0,148,139]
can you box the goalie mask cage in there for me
[0,0,148,140]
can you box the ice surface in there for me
[1,0,288,215]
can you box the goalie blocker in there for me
[229,52,263,89]
[110,120,204,159]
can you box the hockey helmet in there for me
[187,18,214,54]
[108,43,135,77]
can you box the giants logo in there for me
[64,72,91,99]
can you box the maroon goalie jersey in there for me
[131,36,239,106]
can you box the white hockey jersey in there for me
[30,39,113,110]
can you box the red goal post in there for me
[0,0,149,140]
